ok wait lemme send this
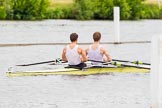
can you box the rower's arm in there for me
[105,51,112,62]
[78,47,87,62]
[102,47,112,62]
[62,47,68,61]
[85,48,89,55]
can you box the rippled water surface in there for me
[0,20,162,108]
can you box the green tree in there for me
[73,0,94,20]
[113,0,130,20]
[126,0,145,20]
[0,6,6,19]
[93,0,114,19]
[10,0,49,20]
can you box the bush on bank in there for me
[0,0,162,20]
[140,4,160,19]
[71,0,162,20]
[7,0,49,20]
[46,0,162,20]
[45,6,73,19]
[0,6,6,19]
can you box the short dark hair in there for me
[93,32,101,41]
[70,33,78,42]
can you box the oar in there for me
[88,60,150,69]
[112,59,150,65]
[16,58,63,66]
[111,61,150,69]
[88,59,111,64]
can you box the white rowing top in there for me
[66,45,81,65]
[87,45,103,65]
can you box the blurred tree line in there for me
[70,0,162,20]
[0,0,7,19]
[0,0,49,20]
[0,0,162,20]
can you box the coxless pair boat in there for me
[6,59,150,77]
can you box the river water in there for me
[0,20,162,108]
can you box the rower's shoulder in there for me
[85,45,91,51]
[99,45,105,50]
[100,45,109,54]
[77,46,84,51]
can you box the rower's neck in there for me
[93,41,100,45]
[71,41,77,45]
[69,41,78,48]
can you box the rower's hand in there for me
[56,58,62,63]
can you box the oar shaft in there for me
[121,64,150,70]
[142,63,150,65]
[112,59,129,62]
[88,59,150,70]
[112,59,150,65]
[88,60,111,64]
[16,60,55,66]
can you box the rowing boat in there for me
[6,66,150,77]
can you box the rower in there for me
[62,33,87,69]
[86,32,112,65]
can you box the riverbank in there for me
[51,0,162,5]
[0,0,162,20]
[47,0,162,20]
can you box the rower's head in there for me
[93,32,101,42]
[70,33,78,42]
